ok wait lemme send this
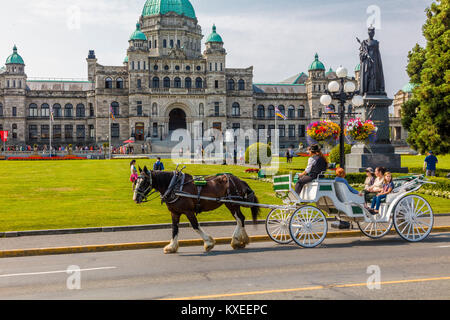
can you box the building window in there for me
[215,80,219,89]
[289,125,295,138]
[116,78,124,89]
[278,105,285,117]
[137,101,143,116]
[111,102,120,116]
[53,125,62,139]
[12,124,18,139]
[76,125,85,140]
[228,79,235,91]
[185,77,192,89]
[76,104,85,118]
[238,79,245,91]
[152,77,160,88]
[257,125,265,140]
[154,40,157,48]
[89,103,94,117]
[299,125,306,137]
[154,64,159,71]
[257,105,265,118]
[268,105,275,118]
[163,77,171,88]
[0,104,3,117]
[163,39,167,48]
[199,103,204,117]
[298,106,305,118]
[40,125,50,140]
[164,65,170,71]
[111,124,120,138]
[268,125,275,138]
[170,39,174,48]
[152,103,158,116]
[41,104,50,117]
[131,61,135,70]
[105,78,113,89]
[288,106,295,119]
[195,77,203,89]
[232,123,240,132]
[177,40,181,48]
[12,107,17,117]
[279,125,286,138]
[65,125,73,140]
[89,125,95,139]
[29,104,38,117]
[214,102,220,116]
[174,77,181,88]
[186,65,191,71]
[137,79,142,89]
[29,125,38,140]
[232,102,240,117]
[153,123,158,137]
[137,61,141,70]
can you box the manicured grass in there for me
[0,155,448,232]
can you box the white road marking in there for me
[0,267,117,278]
[437,245,450,248]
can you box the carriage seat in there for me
[334,182,364,205]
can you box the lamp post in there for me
[320,66,364,169]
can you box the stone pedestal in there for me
[346,94,408,173]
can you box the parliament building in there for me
[0,0,369,152]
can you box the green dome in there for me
[142,0,196,19]
[309,53,325,71]
[6,45,24,65]
[130,23,147,41]
[206,25,223,43]
[355,63,361,72]
[325,67,334,76]
[402,82,416,93]
[124,56,129,63]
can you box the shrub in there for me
[245,143,272,168]
[329,144,352,165]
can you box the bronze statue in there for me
[357,26,386,96]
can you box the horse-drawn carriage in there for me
[266,173,436,248]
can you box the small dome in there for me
[325,67,334,76]
[206,25,223,43]
[124,56,129,63]
[142,0,196,19]
[402,82,416,93]
[309,53,325,71]
[6,45,25,65]
[355,63,361,72]
[130,23,147,41]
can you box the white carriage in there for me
[266,173,435,248]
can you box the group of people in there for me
[294,144,395,216]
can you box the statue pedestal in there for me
[346,94,408,173]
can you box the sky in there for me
[0,0,432,97]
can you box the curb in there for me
[1,226,449,259]
[2,214,450,238]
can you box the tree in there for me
[405,0,449,155]
[401,98,420,131]
[245,143,272,169]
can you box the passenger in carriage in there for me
[295,144,328,195]
[364,167,386,202]
[369,172,394,215]
[335,168,362,195]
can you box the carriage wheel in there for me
[289,206,328,248]
[265,208,293,244]
[357,213,393,239]
[394,195,434,242]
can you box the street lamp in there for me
[320,66,364,169]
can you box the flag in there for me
[110,105,116,121]
[275,106,287,120]
[0,131,8,142]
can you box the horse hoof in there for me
[164,245,179,254]
[204,239,216,253]
[231,241,246,250]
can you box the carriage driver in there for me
[295,144,328,195]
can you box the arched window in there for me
[41,104,50,117]
[76,104,85,118]
[288,106,295,119]
[228,79,235,91]
[238,79,245,91]
[298,105,305,118]
[195,77,203,89]
[185,77,192,89]
[152,77,160,88]
[105,78,113,89]
[174,77,181,88]
[29,104,38,117]
[53,104,62,117]
[116,78,124,89]
[232,103,240,117]
[278,105,285,116]
[257,105,265,118]
[199,103,204,117]
[152,103,158,116]
[268,105,275,118]
[163,77,171,88]
[64,104,73,118]
[111,102,120,116]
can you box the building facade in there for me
[1,0,363,151]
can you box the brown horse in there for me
[133,167,260,254]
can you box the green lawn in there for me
[0,156,448,232]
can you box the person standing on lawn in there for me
[424,151,438,177]
[153,157,165,171]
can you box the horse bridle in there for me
[136,173,157,203]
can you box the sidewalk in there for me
[1,216,450,252]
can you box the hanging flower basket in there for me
[345,118,378,144]
[307,120,340,146]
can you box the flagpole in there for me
[109,111,112,160]
[49,108,52,157]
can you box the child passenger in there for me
[369,172,394,215]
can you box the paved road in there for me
[0,233,449,300]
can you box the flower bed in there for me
[7,155,87,161]
[245,168,260,173]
